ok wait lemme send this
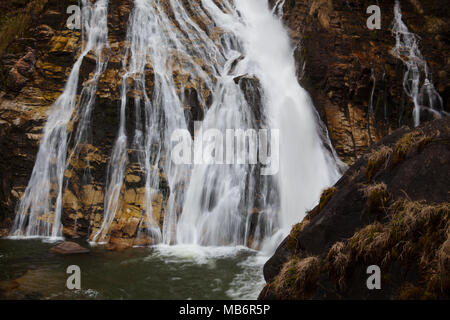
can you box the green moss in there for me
[390,247,398,259]
[284,258,299,288]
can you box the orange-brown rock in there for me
[50,241,90,254]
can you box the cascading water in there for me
[170,0,343,248]
[272,0,286,17]
[10,0,109,239]
[12,0,342,250]
[392,0,445,127]
[235,0,342,233]
[171,0,279,247]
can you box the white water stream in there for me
[10,0,109,239]
[392,0,445,127]
[11,0,342,254]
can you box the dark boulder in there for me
[260,117,450,300]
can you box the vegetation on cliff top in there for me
[0,0,50,54]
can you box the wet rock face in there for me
[0,0,158,243]
[260,117,450,300]
[271,0,449,164]
[0,0,199,245]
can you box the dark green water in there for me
[0,239,267,300]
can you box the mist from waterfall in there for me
[392,0,445,127]
[10,0,109,239]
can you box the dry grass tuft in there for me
[398,283,425,300]
[435,237,450,291]
[366,145,392,181]
[319,187,337,210]
[349,222,387,263]
[272,256,321,299]
[393,130,432,165]
[356,200,447,295]
[0,0,49,54]
[321,199,449,298]
[286,220,310,250]
[363,182,390,214]
[326,241,350,290]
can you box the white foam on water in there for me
[150,244,253,265]
[226,253,268,300]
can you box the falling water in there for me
[172,0,278,247]
[369,69,376,117]
[392,0,445,127]
[10,0,109,239]
[272,0,286,17]
[234,0,342,244]
[172,0,343,248]
[367,68,376,143]
[12,0,342,250]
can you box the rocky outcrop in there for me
[260,117,450,299]
[271,0,449,164]
[5,49,37,92]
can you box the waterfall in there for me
[11,0,342,249]
[235,0,342,240]
[10,0,109,239]
[392,0,445,127]
[369,69,376,117]
[272,0,286,17]
[173,0,343,247]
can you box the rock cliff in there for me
[271,0,449,163]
